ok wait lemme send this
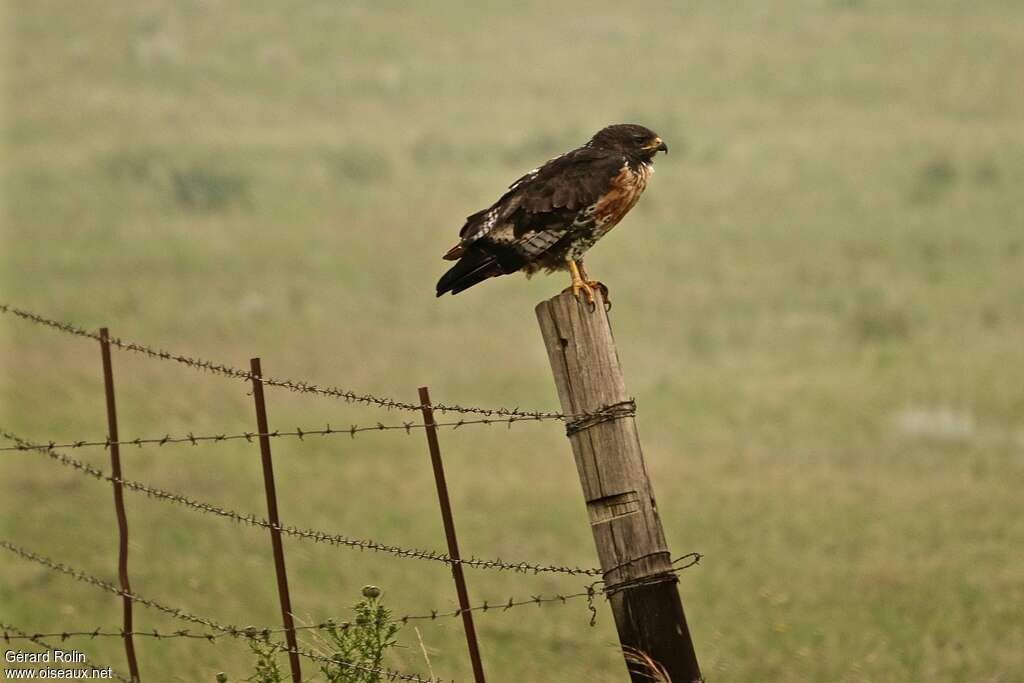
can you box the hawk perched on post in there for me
[435,124,667,306]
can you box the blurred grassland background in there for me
[2,0,1023,681]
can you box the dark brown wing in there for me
[454,146,625,248]
[436,146,625,297]
[513,147,625,215]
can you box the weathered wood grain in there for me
[536,290,702,683]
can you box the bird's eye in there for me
[634,135,646,143]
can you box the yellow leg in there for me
[562,259,596,307]
[578,263,611,309]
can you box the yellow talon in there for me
[572,279,596,306]
[579,264,611,309]
[561,260,596,308]
[560,260,613,310]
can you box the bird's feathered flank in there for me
[436,124,666,297]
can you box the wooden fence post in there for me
[98,328,141,683]
[535,291,702,683]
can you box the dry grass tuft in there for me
[622,646,672,683]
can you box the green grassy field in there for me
[3,1,1023,680]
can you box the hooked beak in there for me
[644,137,668,154]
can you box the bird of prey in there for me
[435,123,667,307]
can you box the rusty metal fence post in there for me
[249,358,301,683]
[98,328,141,683]
[418,386,486,683]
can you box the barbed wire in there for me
[0,588,606,645]
[0,541,446,683]
[1,429,602,577]
[0,302,568,421]
[0,415,562,456]
[564,400,636,436]
[1,539,702,645]
[0,622,131,682]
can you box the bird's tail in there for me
[435,250,504,296]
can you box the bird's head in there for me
[588,124,668,162]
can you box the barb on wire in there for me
[0,303,565,421]
[1,429,602,577]
[1,622,131,683]
[564,400,636,436]
[0,541,445,683]
[1,544,702,646]
[601,553,703,598]
[0,586,603,643]
[0,415,557,455]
